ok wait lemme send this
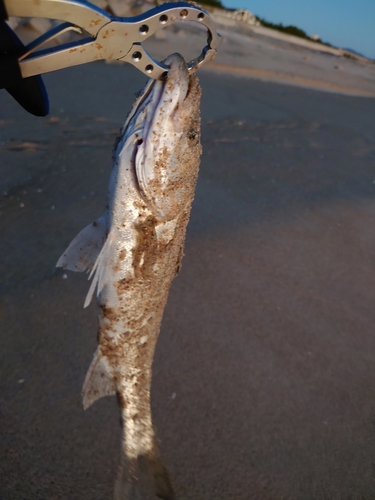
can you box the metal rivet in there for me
[139,24,149,34]
[132,51,142,62]
[180,9,188,18]
[159,14,168,24]
[197,12,204,20]
[145,64,154,73]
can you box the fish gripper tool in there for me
[0,0,221,115]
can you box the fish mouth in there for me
[112,52,201,221]
[124,53,190,135]
[134,54,190,201]
[115,53,190,149]
[116,53,197,219]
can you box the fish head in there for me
[120,53,202,222]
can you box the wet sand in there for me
[1,34,375,500]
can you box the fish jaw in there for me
[133,53,202,222]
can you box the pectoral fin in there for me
[82,348,116,410]
[56,216,107,273]
[84,227,116,308]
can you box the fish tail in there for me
[114,448,175,500]
[84,350,175,499]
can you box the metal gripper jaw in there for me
[0,0,221,116]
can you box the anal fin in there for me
[82,348,116,410]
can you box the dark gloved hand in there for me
[0,5,49,116]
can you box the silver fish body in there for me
[57,54,201,499]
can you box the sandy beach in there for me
[143,21,375,97]
[1,19,375,499]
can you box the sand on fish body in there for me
[57,54,202,499]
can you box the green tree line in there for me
[255,15,332,46]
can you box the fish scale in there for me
[57,53,202,499]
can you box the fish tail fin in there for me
[82,348,116,410]
[114,450,175,500]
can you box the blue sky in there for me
[222,0,375,59]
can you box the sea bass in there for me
[57,53,201,499]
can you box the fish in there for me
[56,53,202,499]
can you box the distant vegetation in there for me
[164,0,224,8]
[197,0,224,9]
[255,15,332,47]
[343,48,364,58]
[256,17,308,39]
[196,2,336,49]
